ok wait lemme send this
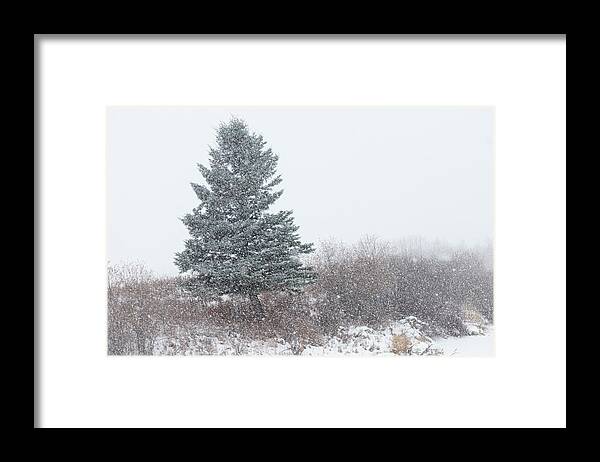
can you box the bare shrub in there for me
[208,291,323,350]
[108,262,208,355]
[107,236,493,354]
[308,237,493,336]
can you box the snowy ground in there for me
[153,317,494,356]
[433,326,494,357]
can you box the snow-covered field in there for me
[153,317,494,357]
[302,319,494,357]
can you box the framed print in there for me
[35,35,566,428]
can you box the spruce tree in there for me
[175,118,317,318]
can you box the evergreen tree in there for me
[175,118,317,318]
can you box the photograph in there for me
[107,106,494,356]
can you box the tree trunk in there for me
[249,293,265,320]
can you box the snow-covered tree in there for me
[175,118,317,318]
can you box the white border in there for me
[38,36,566,428]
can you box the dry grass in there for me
[390,334,412,355]
[165,290,324,353]
[462,305,485,324]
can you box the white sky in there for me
[107,106,493,276]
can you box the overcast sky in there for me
[107,106,493,275]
